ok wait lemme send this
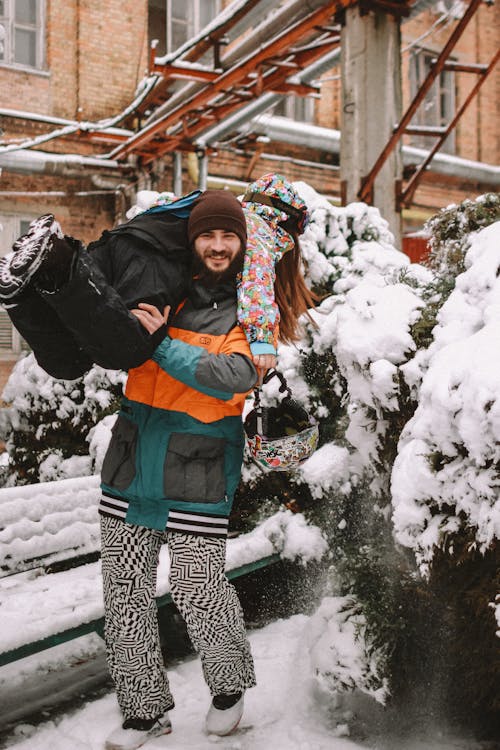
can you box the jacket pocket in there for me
[164,433,226,503]
[101,414,138,491]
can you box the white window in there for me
[274,95,315,124]
[0,0,45,70]
[409,47,456,154]
[148,0,220,58]
[0,214,34,353]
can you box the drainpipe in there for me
[173,151,183,194]
[197,150,208,190]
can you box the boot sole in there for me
[104,724,172,750]
[0,217,61,300]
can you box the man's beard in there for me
[192,247,245,286]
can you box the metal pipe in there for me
[0,108,133,137]
[246,114,341,152]
[247,114,500,186]
[0,148,130,177]
[198,151,208,190]
[196,47,342,148]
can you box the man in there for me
[0,173,314,385]
[0,187,277,382]
[100,191,258,750]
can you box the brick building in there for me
[0,0,498,371]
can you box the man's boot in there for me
[205,692,244,736]
[104,711,172,750]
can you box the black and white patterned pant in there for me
[100,515,256,721]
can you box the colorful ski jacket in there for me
[237,210,293,357]
[99,279,257,537]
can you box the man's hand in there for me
[131,303,171,334]
[253,353,277,385]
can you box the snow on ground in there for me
[5,615,364,750]
[2,613,486,750]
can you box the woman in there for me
[0,174,315,381]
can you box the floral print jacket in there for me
[238,206,294,356]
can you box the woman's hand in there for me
[253,353,277,385]
[131,303,171,334]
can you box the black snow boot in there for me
[0,214,64,302]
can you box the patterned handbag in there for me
[244,370,319,472]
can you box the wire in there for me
[401,10,455,54]
[0,75,159,156]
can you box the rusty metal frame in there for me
[148,0,264,71]
[108,3,350,163]
[358,0,491,206]
[399,48,499,207]
[144,0,266,118]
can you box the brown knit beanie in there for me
[188,190,247,248]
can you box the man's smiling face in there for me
[193,229,243,283]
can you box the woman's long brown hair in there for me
[274,233,318,344]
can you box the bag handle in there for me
[252,369,292,436]
[261,368,292,397]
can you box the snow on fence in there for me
[0,475,101,576]
[0,474,326,666]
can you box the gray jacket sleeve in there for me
[195,351,257,393]
[152,336,257,399]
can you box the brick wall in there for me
[0,169,117,245]
[0,1,497,236]
[0,0,148,121]
[76,0,149,121]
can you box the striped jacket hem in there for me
[98,494,229,538]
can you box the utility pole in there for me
[340,4,403,241]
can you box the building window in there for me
[0,0,45,70]
[148,0,220,58]
[274,95,315,124]
[409,47,455,154]
[0,214,34,353]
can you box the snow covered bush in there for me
[393,221,500,568]
[233,187,431,723]
[425,191,500,279]
[409,192,500,352]
[389,214,500,729]
[0,354,125,485]
[235,188,500,734]
[303,596,388,707]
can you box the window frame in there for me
[0,213,36,354]
[0,0,46,72]
[409,46,456,154]
[273,94,316,125]
[149,0,220,58]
